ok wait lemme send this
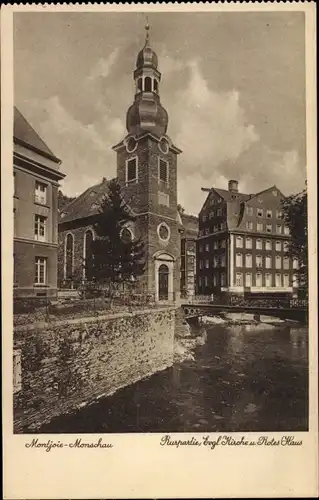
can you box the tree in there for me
[281,187,308,294]
[86,179,145,294]
[58,190,76,212]
[177,204,185,215]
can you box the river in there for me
[36,322,308,433]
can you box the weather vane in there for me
[144,14,150,44]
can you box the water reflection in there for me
[290,328,308,361]
[36,323,308,434]
[227,326,245,355]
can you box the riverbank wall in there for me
[13,307,176,432]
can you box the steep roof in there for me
[213,187,251,203]
[201,183,286,232]
[248,185,284,201]
[14,106,60,163]
[59,179,111,223]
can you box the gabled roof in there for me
[59,179,111,223]
[59,178,138,224]
[248,185,285,201]
[213,187,251,203]
[200,183,286,232]
[14,106,60,163]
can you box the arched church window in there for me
[137,78,143,92]
[153,79,158,93]
[158,264,169,301]
[84,230,94,280]
[65,233,74,280]
[145,76,152,92]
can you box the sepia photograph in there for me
[2,2,318,498]
[11,8,311,436]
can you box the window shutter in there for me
[159,159,168,183]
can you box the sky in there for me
[14,11,306,215]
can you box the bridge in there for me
[181,298,308,324]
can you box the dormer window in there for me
[158,158,168,183]
[126,157,138,183]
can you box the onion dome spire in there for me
[126,22,168,137]
[136,20,158,70]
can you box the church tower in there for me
[112,23,182,301]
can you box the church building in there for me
[58,26,197,302]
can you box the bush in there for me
[78,284,104,299]
[13,297,49,315]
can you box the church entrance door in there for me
[158,264,169,301]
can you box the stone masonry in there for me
[13,307,175,432]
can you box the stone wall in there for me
[13,307,175,432]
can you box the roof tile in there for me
[14,106,59,161]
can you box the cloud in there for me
[237,146,306,196]
[23,96,121,196]
[163,59,305,213]
[168,60,259,182]
[178,172,229,216]
[20,56,305,216]
[157,49,184,77]
[87,48,120,81]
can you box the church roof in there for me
[59,178,111,223]
[14,106,60,163]
[60,177,200,236]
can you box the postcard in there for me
[2,2,318,498]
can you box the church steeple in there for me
[126,23,168,137]
[144,19,150,47]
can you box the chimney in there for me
[228,180,238,193]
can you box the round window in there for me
[125,136,137,153]
[121,227,133,243]
[157,222,170,242]
[159,137,169,154]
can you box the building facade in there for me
[197,180,299,297]
[58,26,193,302]
[179,213,198,297]
[13,107,65,298]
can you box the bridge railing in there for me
[180,294,211,304]
[181,294,307,309]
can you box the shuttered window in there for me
[126,158,137,182]
[159,158,168,183]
